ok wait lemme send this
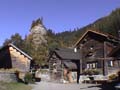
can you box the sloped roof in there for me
[51,48,80,60]
[0,43,32,60]
[108,45,120,57]
[64,61,77,70]
[74,30,119,47]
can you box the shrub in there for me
[108,74,118,80]
[92,69,100,75]
[24,72,34,84]
[83,69,100,75]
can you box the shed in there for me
[0,43,33,72]
[48,48,80,83]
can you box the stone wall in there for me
[0,72,17,82]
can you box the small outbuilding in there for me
[48,48,80,83]
[0,43,33,72]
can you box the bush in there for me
[109,74,118,80]
[24,72,34,84]
[83,69,100,75]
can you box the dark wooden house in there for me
[108,45,120,74]
[0,43,33,72]
[74,30,119,76]
[48,48,80,83]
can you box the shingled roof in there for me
[51,48,80,60]
[48,48,80,70]
[0,43,32,60]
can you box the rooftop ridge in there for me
[74,29,119,47]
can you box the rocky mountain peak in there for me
[30,18,47,47]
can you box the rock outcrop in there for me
[30,18,47,47]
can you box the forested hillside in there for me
[56,8,120,47]
[3,8,120,65]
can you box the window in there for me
[87,64,90,69]
[108,60,113,67]
[86,62,97,69]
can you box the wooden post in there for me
[103,42,108,75]
[80,44,83,74]
[77,60,80,84]
[77,44,83,84]
[61,61,64,82]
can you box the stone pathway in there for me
[31,81,101,90]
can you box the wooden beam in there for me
[96,57,114,60]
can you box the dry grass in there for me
[0,82,32,90]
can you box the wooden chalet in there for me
[74,30,119,76]
[108,45,120,74]
[48,48,80,83]
[0,43,33,72]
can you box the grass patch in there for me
[0,82,32,90]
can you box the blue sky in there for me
[0,0,120,46]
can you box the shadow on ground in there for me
[84,81,119,90]
[98,81,119,90]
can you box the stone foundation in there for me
[0,72,17,82]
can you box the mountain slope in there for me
[56,8,120,47]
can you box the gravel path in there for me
[31,81,101,90]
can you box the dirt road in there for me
[31,81,101,90]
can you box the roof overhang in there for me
[74,30,108,47]
[74,30,119,47]
[64,61,77,70]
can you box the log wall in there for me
[9,47,30,72]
